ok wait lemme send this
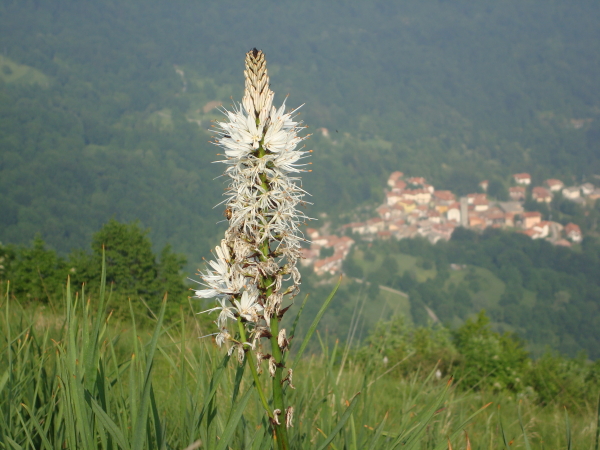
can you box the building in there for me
[406,177,426,187]
[509,186,526,201]
[479,180,489,191]
[532,186,552,203]
[306,228,320,239]
[562,186,581,200]
[545,179,564,192]
[447,202,461,223]
[521,211,542,229]
[432,190,456,205]
[498,201,524,214]
[473,197,489,212]
[387,171,404,188]
[589,189,600,200]
[467,193,487,205]
[564,223,582,243]
[513,173,532,185]
[581,183,595,196]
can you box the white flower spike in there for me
[195,48,310,342]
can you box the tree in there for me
[452,311,528,392]
[71,219,187,314]
[5,235,67,304]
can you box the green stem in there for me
[269,316,290,450]
[256,135,290,449]
[236,317,273,420]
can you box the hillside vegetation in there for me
[1,0,600,266]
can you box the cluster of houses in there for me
[300,230,355,276]
[301,171,598,275]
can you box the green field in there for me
[0,55,50,86]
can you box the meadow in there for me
[2,273,599,449]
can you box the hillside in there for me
[1,0,600,267]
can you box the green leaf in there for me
[316,392,361,450]
[367,412,388,450]
[292,277,341,371]
[89,395,130,449]
[518,401,532,450]
[497,406,512,450]
[595,394,600,450]
[436,401,492,450]
[215,387,254,450]
[131,293,168,450]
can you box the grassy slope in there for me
[3,297,598,449]
[0,55,50,86]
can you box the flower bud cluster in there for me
[195,49,310,363]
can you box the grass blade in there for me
[497,406,511,450]
[367,412,388,450]
[436,402,492,450]
[131,294,167,450]
[292,277,341,371]
[89,395,130,449]
[564,407,572,450]
[215,387,254,450]
[595,394,600,450]
[518,400,532,450]
[316,392,361,450]
[285,294,309,360]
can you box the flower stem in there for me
[269,315,290,450]
[236,317,273,420]
[256,128,290,449]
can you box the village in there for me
[301,171,600,276]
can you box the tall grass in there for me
[1,271,599,449]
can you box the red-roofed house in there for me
[407,177,426,187]
[513,173,532,185]
[376,205,392,220]
[532,186,552,203]
[386,191,403,206]
[564,223,582,243]
[402,189,431,205]
[533,221,551,238]
[482,208,506,226]
[433,190,456,205]
[387,171,404,187]
[473,197,489,212]
[427,210,441,224]
[468,213,485,228]
[545,179,564,192]
[366,218,385,233]
[509,186,526,201]
[521,211,542,229]
[393,180,407,191]
[314,252,344,275]
[467,193,487,205]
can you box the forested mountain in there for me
[1,0,600,266]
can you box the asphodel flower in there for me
[195,48,310,359]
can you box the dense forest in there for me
[1,0,600,266]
